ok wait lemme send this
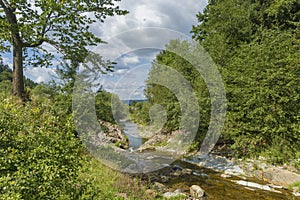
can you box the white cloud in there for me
[24,67,56,83]
[93,0,207,99]
[100,64,151,99]
[1,56,13,69]
[122,56,139,66]
[96,0,207,39]
[2,0,208,94]
[114,68,128,75]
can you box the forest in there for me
[0,0,299,199]
[131,0,300,165]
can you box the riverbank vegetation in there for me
[131,0,300,167]
[0,0,299,199]
[0,71,154,199]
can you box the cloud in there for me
[91,0,207,60]
[24,67,56,83]
[122,55,139,66]
[1,54,13,69]
[114,68,128,75]
[92,0,207,99]
[95,0,207,39]
[2,0,208,94]
[100,64,151,99]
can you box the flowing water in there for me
[121,120,147,150]
[121,120,299,200]
[160,160,298,200]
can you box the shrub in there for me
[0,95,92,199]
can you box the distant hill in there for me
[122,99,148,105]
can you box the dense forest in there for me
[131,0,300,165]
[0,0,299,199]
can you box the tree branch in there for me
[23,40,45,48]
[23,10,54,48]
[0,0,7,10]
[0,0,22,46]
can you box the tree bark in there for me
[12,42,25,99]
[0,0,26,100]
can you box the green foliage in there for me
[0,62,12,82]
[0,0,128,65]
[0,94,92,199]
[0,91,158,199]
[288,182,300,191]
[0,0,127,98]
[130,101,151,125]
[95,89,128,124]
[192,0,300,163]
[132,40,211,143]
[31,84,55,99]
[0,61,36,90]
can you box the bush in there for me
[0,95,93,199]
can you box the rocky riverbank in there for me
[237,157,300,197]
[119,121,300,198]
[89,120,129,149]
[139,157,300,199]
[185,153,300,198]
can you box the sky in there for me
[2,0,208,100]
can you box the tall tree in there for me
[192,0,300,162]
[0,0,127,100]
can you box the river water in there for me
[121,120,147,150]
[121,120,299,200]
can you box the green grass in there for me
[288,182,300,192]
[78,157,156,199]
[78,156,189,200]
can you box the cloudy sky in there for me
[3,0,208,99]
[96,0,207,100]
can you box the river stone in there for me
[172,165,183,171]
[182,168,193,175]
[97,120,129,149]
[293,191,300,197]
[190,185,205,198]
[262,169,300,187]
[221,173,231,178]
[153,182,167,191]
[160,175,169,183]
[163,189,186,199]
[173,170,182,176]
[234,180,271,191]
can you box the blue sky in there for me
[2,0,208,99]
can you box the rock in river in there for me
[190,185,205,198]
[163,189,186,199]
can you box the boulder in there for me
[190,185,205,198]
[91,121,129,149]
[262,169,300,187]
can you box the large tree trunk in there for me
[12,43,25,100]
[0,0,26,100]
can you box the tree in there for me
[142,40,211,137]
[0,0,127,100]
[192,0,300,162]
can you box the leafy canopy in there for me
[0,0,128,67]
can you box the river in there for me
[121,120,299,200]
[121,120,147,150]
